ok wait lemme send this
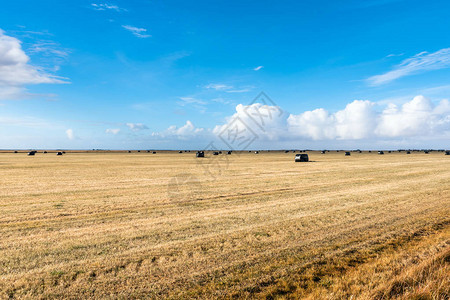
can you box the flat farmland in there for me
[0,151,449,299]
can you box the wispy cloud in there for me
[122,25,151,38]
[178,97,207,106]
[105,128,120,134]
[368,48,450,86]
[205,83,233,90]
[91,3,126,12]
[386,53,404,58]
[226,88,251,93]
[28,41,70,58]
[126,123,148,131]
[253,66,263,71]
[204,83,252,93]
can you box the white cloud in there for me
[204,83,252,93]
[105,128,120,134]
[122,25,151,38]
[205,96,450,143]
[28,41,70,59]
[152,121,205,141]
[226,88,251,93]
[375,95,450,137]
[178,97,207,106]
[253,66,263,71]
[66,129,74,140]
[213,103,288,141]
[368,48,450,86]
[91,3,126,12]
[205,83,233,90]
[0,29,68,99]
[126,123,149,131]
[167,120,204,136]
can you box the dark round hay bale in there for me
[295,154,309,162]
[406,151,411,154]
[27,151,36,156]
[196,151,204,157]
[227,151,232,155]
[378,151,384,155]
[56,152,63,156]
[445,151,450,155]
[345,152,351,156]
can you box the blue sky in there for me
[1,0,449,149]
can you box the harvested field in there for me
[0,151,449,299]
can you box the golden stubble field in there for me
[0,151,449,299]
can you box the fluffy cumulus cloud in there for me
[157,95,449,147]
[288,100,376,140]
[375,95,450,137]
[66,129,75,140]
[153,121,205,140]
[0,29,67,99]
[213,103,288,142]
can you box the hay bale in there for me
[14,151,18,153]
[43,151,47,154]
[27,151,36,156]
[152,151,156,154]
[406,151,411,154]
[321,150,326,154]
[196,151,204,157]
[227,151,232,155]
[345,152,351,156]
[285,150,289,153]
[213,151,219,155]
[295,154,309,162]
[424,150,429,154]
[179,151,183,153]
[56,152,63,156]
[254,151,259,154]
[378,151,384,155]
[128,150,131,153]
[445,150,450,155]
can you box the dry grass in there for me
[0,151,449,299]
